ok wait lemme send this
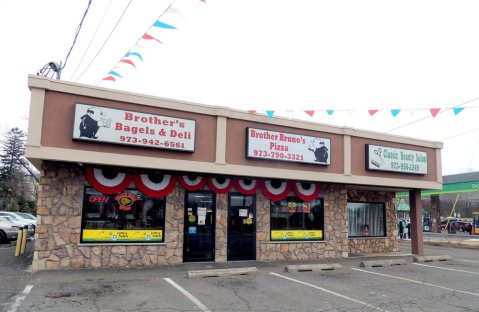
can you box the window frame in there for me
[80,186,167,244]
[347,201,386,238]
[269,196,324,242]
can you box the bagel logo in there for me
[115,193,138,211]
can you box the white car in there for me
[0,216,23,242]
[0,212,35,230]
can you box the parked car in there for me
[0,211,36,231]
[0,216,23,242]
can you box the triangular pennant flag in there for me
[120,59,136,68]
[304,110,315,117]
[429,108,441,117]
[326,110,334,116]
[125,51,143,62]
[368,110,378,116]
[153,20,176,29]
[108,71,123,78]
[390,109,401,117]
[142,33,162,43]
[453,107,464,116]
[265,111,275,118]
[102,76,116,82]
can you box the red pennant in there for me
[429,108,441,117]
[120,59,136,68]
[368,110,378,116]
[305,110,315,117]
[142,33,162,43]
[102,76,116,82]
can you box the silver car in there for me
[0,216,23,242]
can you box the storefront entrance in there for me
[227,193,256,261]
[183,191,216,262]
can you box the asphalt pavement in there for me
[1,236,478,312]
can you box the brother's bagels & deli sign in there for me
[72,104,196,151]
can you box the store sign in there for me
[271,230,323,240]
[366,144,427,174]
[82,229,163,242]
[73,103,196,152]
[246,128,331,165]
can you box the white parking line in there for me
[413,263,479,275]
[457,259,479,264]
[270,273,389,312]
[163,278,211,312]
[352,268,479,297]
[7,285,33,312]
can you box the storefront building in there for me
[26,76,443,270]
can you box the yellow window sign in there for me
[271,230,323,240]
[82,229,163,242]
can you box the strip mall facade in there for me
[26,76,442,270]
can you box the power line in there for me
[61,0,93,72]
[75,0,133,83]
[441,127,479,141]
[70,0,113,81]
[385,96,479,133]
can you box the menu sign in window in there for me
[366,144,428,174]
[246,128,331,165]
[72,103,196,151]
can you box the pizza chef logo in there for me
[308,138,329,163]
[79,107,112,139]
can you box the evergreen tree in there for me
[0,128,37,212]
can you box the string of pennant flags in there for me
[247,106,474,119]
[99,0,205,84]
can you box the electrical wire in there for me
[385,96,479,133]
[96,0,177,86]
[70,0,113,81]
[75,0,133,83]
[61,0,93,71]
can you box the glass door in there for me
[183,191,216,262]
[227,193,256,261]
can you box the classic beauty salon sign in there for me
[246,128,331,165]
[72,104,196,151]
[366,144,428,174]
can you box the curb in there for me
[423,241,479,249]
[187,267,257,278]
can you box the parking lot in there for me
[1,241,479,312]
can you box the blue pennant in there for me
[453,107,464,116]
[266,111,275,118]
[326,110,334,116]
[153,20,176,29]
[125,52,143,62]
[108,70,123,78]
[390,109,401,117]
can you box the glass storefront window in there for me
[81,187,166,243]
[348,202,385,237]
[270,197,324,241]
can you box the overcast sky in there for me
[1,0,479,176]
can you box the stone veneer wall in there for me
[33,161,397,270]
[347,190,399,254]
[256,184,349,261]
[33,161,185,271]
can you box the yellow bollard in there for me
[14,228,23,257]
[21,226,28,255]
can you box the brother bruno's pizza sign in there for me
[72,103,196,152]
